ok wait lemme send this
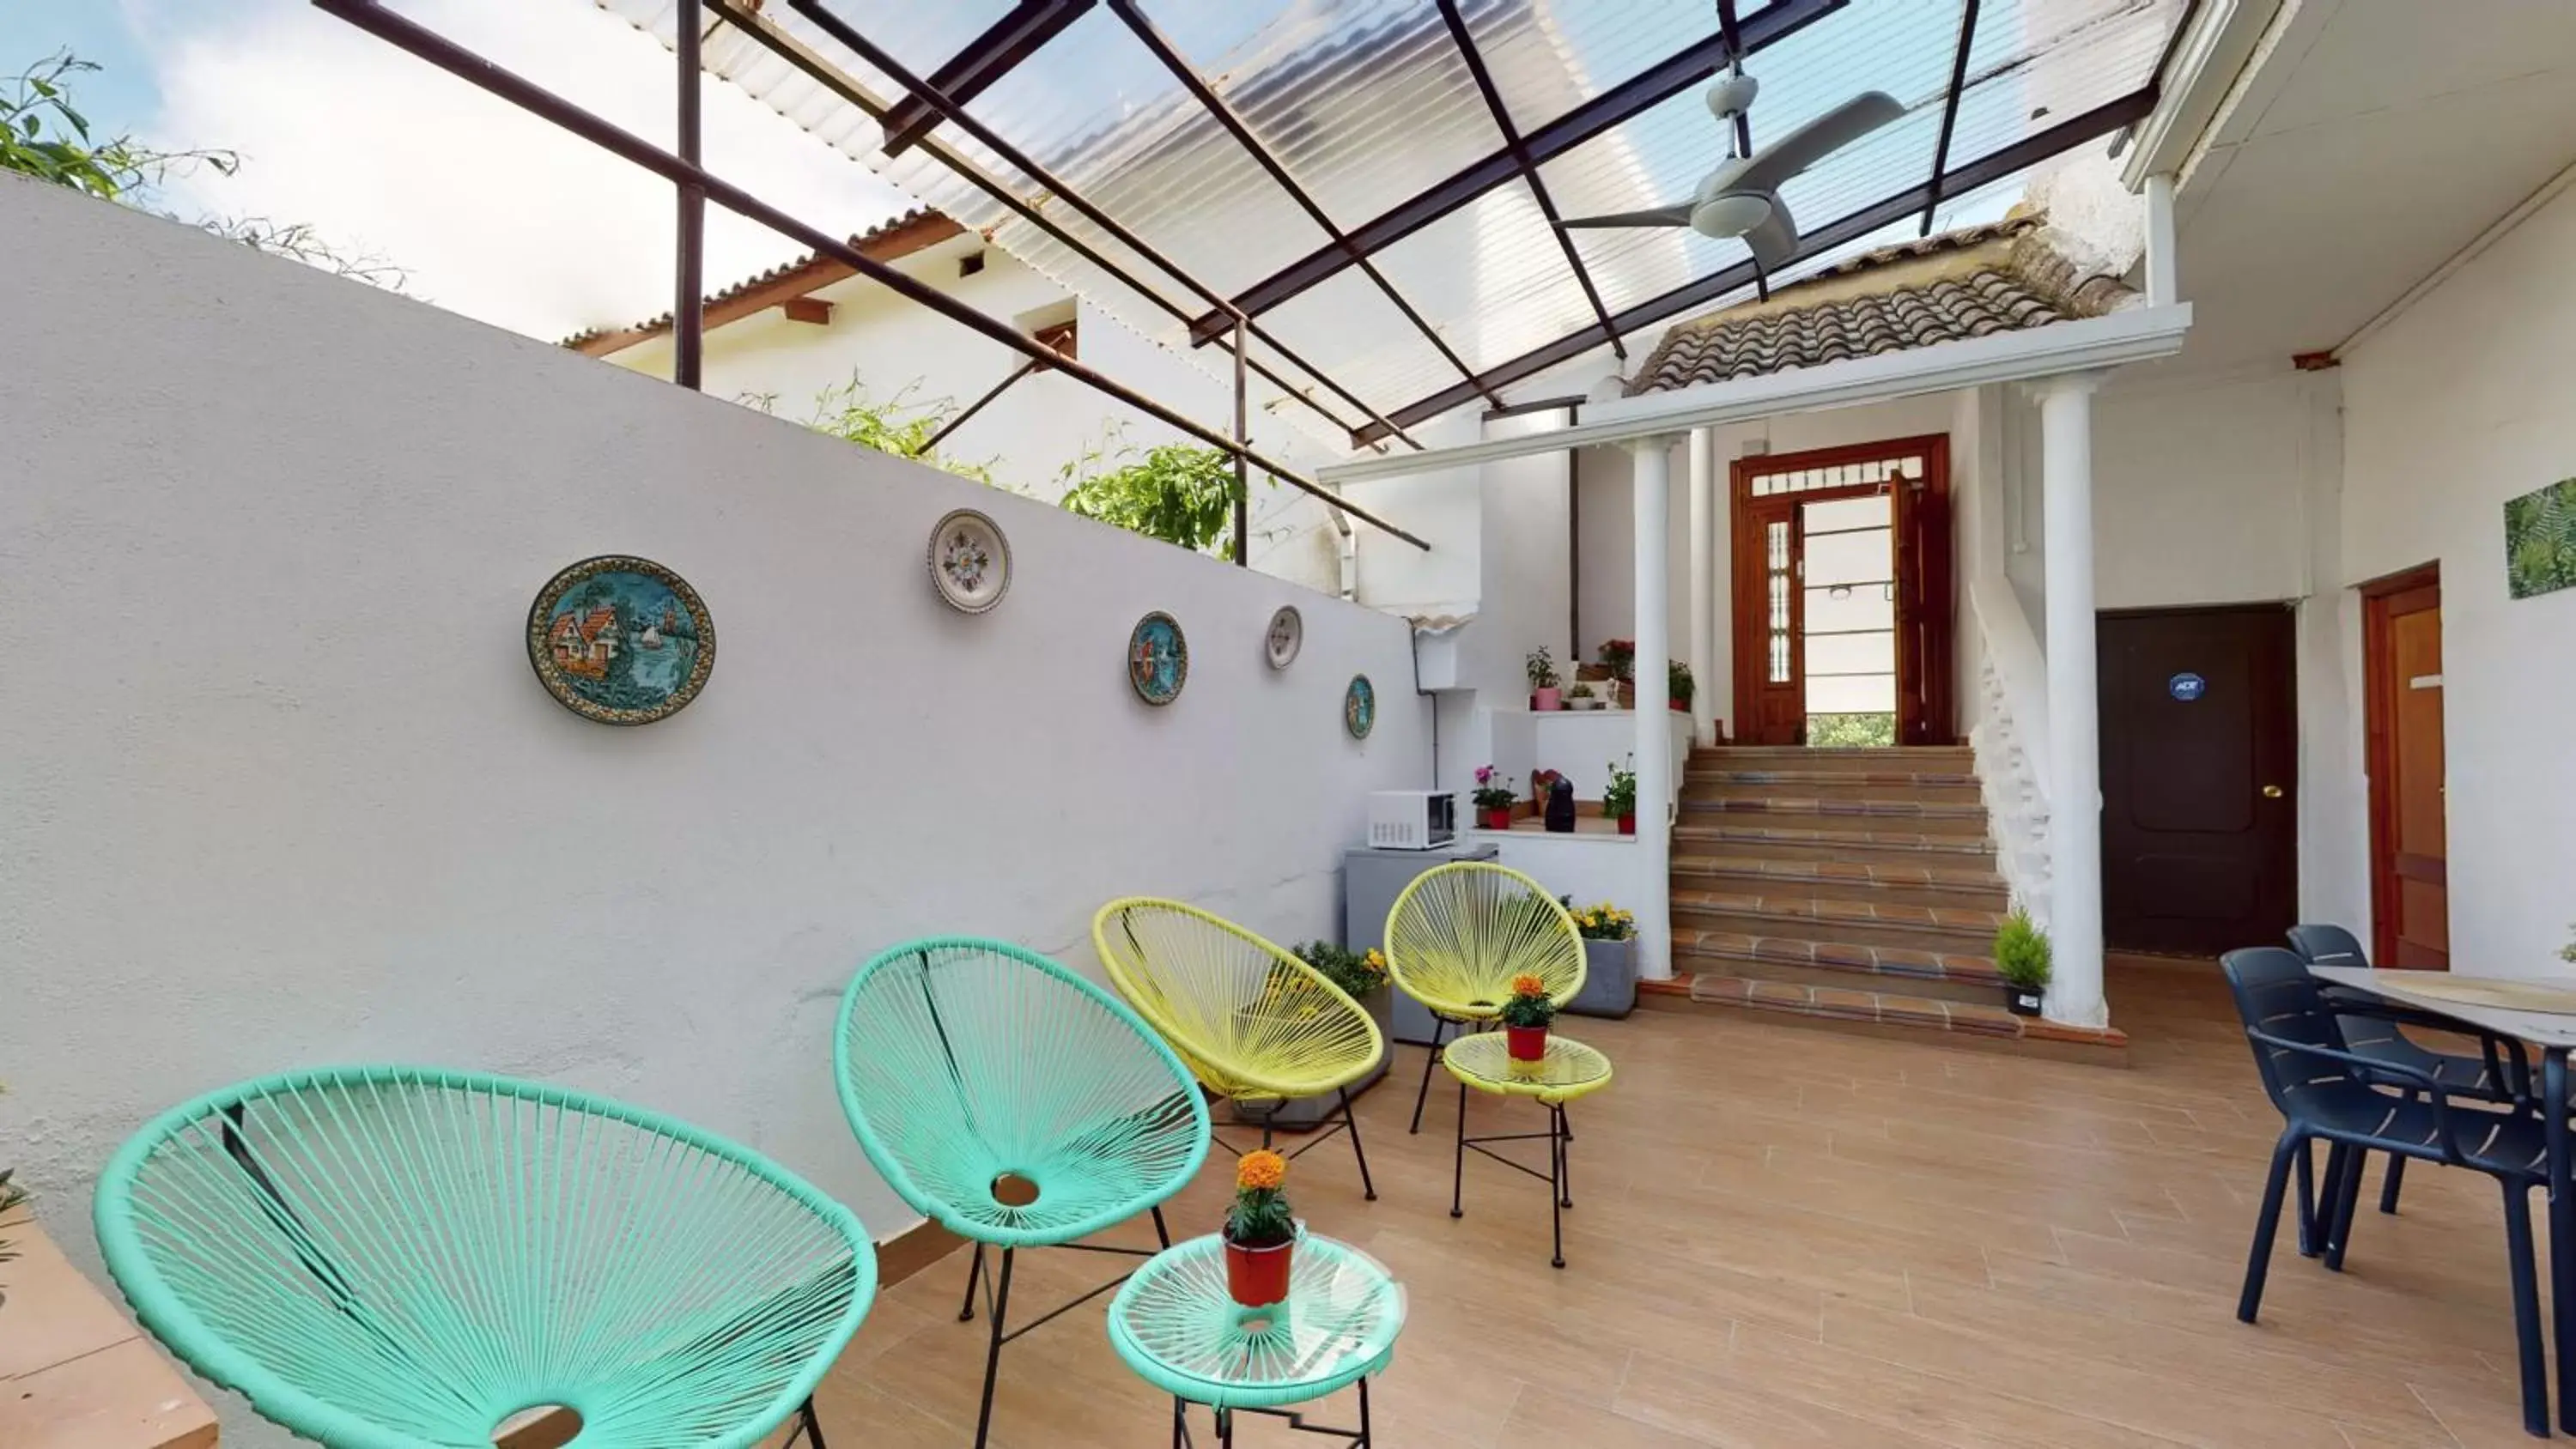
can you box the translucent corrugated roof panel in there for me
[596,0,2188,442]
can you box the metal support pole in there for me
[674,6,705,390]
[1233,317,1249,567]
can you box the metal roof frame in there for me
[877,0,1095,157]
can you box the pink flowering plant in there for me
[1471,764,1517,811]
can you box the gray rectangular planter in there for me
[1564,937,1637,1018]
[1233,985,1394,1129]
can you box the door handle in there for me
[2261,785,2284,798]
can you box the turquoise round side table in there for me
[1107,1233,1406,1447]
[1443,1030,1615,1268]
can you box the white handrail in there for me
[1968,571,2053,917]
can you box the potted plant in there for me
[1248,943,1390,1129]
[1566,682,1598,710]
[1603,760,1638,835]
[1994,908,2051,1016]
[1560,899,1638,1018]
[1498,973,1557,1061]
[1223,1148,1297,1307]
[1668,659,1695,712]
[1598,639,1636,707]
[1471,765,1517,831]
[1527,646,1562,711]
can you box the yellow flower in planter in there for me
[1510,972,1547,999]
[1236,1149,1288,1192]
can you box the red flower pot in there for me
[1617,814,1637,835]
[1479,806,1514,831]
[1224,1235,1294,1307]
[1669,698,1688,712]
[1506,1024,1549,1062]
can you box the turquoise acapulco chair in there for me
[94,1065,877,1449]
[835,936,1212,1449]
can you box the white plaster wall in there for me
[0,173,1431,1446]
[2336,180,2576,975]
[2093,370,2314,609]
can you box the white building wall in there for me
[2335,180,2576,975]
[0,173,1432,1449]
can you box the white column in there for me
[1631,435,1674,980]
[2039,373,2107,1027]
[1686,427,1716,745]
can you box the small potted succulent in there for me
[1603,760,1638,835]
[1668,659,1695,713]
[1561,899,1638,1018]
[1527,646,1562,711]
[1598,639,1637,707]
[1223,1148,1297,1307]
[1995,908,2051,1016]
[1566,682,1598,710]
[1498,972,1557,1062]
[1472,765,1517,831]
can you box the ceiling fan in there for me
[1557,65,1905,276]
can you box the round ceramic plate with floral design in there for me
[927,508,1012,614]
[526,555,715,725]
[1265,605,1303,670]
[1344,674,1376,738]
[1129,611,1188,706]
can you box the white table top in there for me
[2310,965,2576,1049]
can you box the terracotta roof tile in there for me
[560,207,955,351]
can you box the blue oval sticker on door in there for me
[2168,671,2207,702]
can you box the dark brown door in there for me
[2364,567,2448,967]
[1732,494,1805,745]
[2097,605,2299,956]
[1892,456,1953,745]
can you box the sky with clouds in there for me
[3,0,914,341]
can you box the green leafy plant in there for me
[1602,760,1638,822]
[1526,646,1559,690]
[1060,440,1261,555]
[1807,712,1896,749]
[1224,1149,1296,1247]
[1668,658,1695,707]
[1498,973,1558,1029]
[750,373,1000,487]
[1291,940,1388,1001]
[1994,908,2052,991]
[2559,924,2575,966]
[1560,897,1635,942]
[1567,682,1595,701]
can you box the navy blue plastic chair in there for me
[2286,924,2529,1222]
[2222,947,2552,1437]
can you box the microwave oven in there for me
[1365,790,1456,850]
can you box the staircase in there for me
[1647,744,2126,1061]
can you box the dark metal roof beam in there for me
[1713,0,1768,300]
[1187,0,1848,343]
[1920,0,1982,235]
[309,0,1431,550]
[1433,0,1624,362]
[1352,83,2160,446]
[879,0,1093,157]
[767,0,1424,449]
[1104,0,1503,409]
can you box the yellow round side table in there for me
[1440,1031,1614,1268]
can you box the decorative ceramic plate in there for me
[1265,605,1303,670]
[927,508,1012,614]
[1128,611,1188,706]
[527,555,714,725]
[1345,674,1376,739]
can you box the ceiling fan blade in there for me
[1743,195,1798,275]
[1732,91,1905,195]
[1555,203,1694,230]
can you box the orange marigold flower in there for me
[1510,973,1547,998]
[1236,1149,1288,1192]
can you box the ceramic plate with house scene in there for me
[1128,611,1188,706]
[1345,674,1376,738]
[526,556,714,725]
[1265,604,1303,669]
[927,508,1012,614]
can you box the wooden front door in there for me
[2097,605,2299,956]
[1728,436,1954,746]
[2364,566,2448,967]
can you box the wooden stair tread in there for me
[1643,974,2127,1059]
[1675,929,2003,986]
[1671,822,1994,856]
[1669,854,2006,894]
[1680,797,1985,821]
[1671,889,2002,934]
[1685,768,1979,787]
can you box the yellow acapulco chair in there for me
[1092,898,1382,1199]
[1383,860,1587,1133]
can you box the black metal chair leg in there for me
[790,1397,829,1449]
[2379,1146,2409,1216]
[2324,1143,2366,1272]
[958,1240,986,1321]
[970,1246,1015,1449]
[1408,1019,1449,1135]
[1340,1086,1377,1201]
[1152,1204,1171,1248]
[2501,1180,2549,1439]
[1548,1104,1566,1270]
[1449,1078,1467,1218]
[2294,1137,2318,1256]
[2239,1131,2302,1324]
[1558,1105,1573,1209]
[1358,1376,1373,1446]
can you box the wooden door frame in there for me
[2360,561,2443,968]
[1728,433,1953,745]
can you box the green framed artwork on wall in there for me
[2505,477,2576,599]
[527,555,714,724]
[1345,675,1376,739]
